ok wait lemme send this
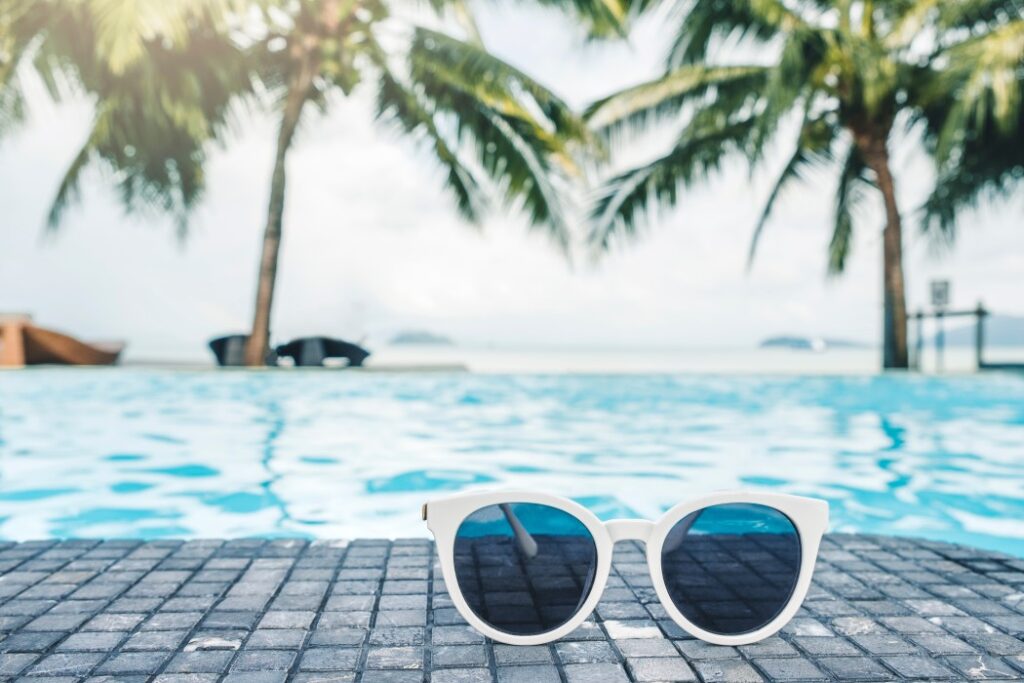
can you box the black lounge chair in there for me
[275,336,370,367]
[208,334,277,367]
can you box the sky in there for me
[1,6,1021,361]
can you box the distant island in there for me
[759,336,869,351]
[934,314,1024,347]
[389,330,455,346]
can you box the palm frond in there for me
[409,27,585,246]
[45,133,94,229]
[366,35,486,223]
[748,110,839,267]
[884,0,940,49]
[935,0,1024,33]
[667,0,810,66]
[584,64,766,138]
[589,114,756,249]
[412,28,589,146]
[830,142,871,274]
[0,0,47,135]
[514,0,631,38]
[920,103,1024,239]
[931,18,1024,163]
[747,27,827,163]
[86,0,244,74]
[32,2,251,232]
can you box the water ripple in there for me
[0,369,1022,555]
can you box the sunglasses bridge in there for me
[605,519,655,543]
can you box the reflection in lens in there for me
[453,502,598,636]
[660,503,801,635]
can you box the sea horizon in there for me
[100,343,1024,375]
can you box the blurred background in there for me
[1,0,1022,551]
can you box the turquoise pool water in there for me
[1,369,1022,555]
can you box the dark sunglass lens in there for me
[453,503,598,636]
[660,503,801,635]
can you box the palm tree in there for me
[585,0,1024,369]
[2,0,623,367]
[0,0,249,233]
[238,0,613,365]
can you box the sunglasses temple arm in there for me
[499,504,539,558]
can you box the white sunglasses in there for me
[424,490,828,646]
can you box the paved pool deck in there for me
[0,534,1021,682]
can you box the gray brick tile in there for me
[230,649,297,671]
[555,640,618,664]
[627,656,697,681]
[200,610,259,629]
[163,650,234,673]
[28,652,105,676]
[429,668,492,683]
[308,628,367,647]
[55,631,128,651]
[431,626,484,645]
[909,632,979,654]
[222,672,288,683]
[0,631,64,652]
[675,639,745,660]
[22,612,90,632]
[365,645,424,669]
[94,651,171,675]
[739,637,800,658]
[964,632,1024,655]
[815,656,892,680]
[564,662,630,682]
[945,654,1020,679]
[492,645,552,666]
[368,627,424,646]
[299,647,361,671]
[258,610,316,629]
[291,673,356,682]
[751,657,827,681]
[0,653,37,676]
[790,636,861,657]
[496,664,561,683]
[849,634,917,654]
[693,659,765,682]
[882,654,958,679]
[432,644,487,668]
[246,627,308,649]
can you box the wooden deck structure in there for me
[0,314,124,367]
[912,303,1023,372]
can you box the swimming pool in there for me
[1,369,1022,556]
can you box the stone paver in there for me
[0,535,1018,680]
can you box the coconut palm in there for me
[0,0,249,232]
[919,12,1024,240]
[2,0,622,367]
[237,0,615,365]
[585,0,1024,369]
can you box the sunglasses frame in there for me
[425,489,828,646]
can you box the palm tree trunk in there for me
[243,0,345,366]
[243,51,318,366]
[857,132,909,370]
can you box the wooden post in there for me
[975,302,987,370]
[914,311,925,372]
